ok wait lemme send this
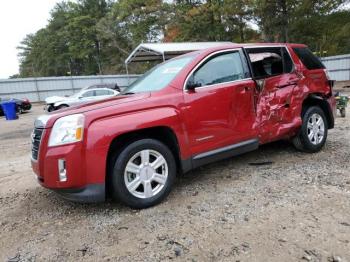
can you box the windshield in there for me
[122,55,195,94]
[69,91,82,98]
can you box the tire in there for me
[292,106,328,153]
[16,106,23,114]
[47,105,55,112]
[109,139,176,209]
[340,108,346,118]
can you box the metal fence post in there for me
[70,76,75,94]
[34,77,40,102]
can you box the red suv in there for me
[31,43,336,208]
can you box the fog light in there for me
[58,159,67,182]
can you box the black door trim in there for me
[191,138,259,169]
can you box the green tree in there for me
[17,0,350,77]
[97,0,165,73]
[221,0,257,42]
[18,0,111,77]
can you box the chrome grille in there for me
[31,128,44,160]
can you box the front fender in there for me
[83,107,189,184]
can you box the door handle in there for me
[238,86,251,93]
[275,81,298,89]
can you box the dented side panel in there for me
[253,45,334,144]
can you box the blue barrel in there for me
[1,101,17,120]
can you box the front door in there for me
[182,50,257,156]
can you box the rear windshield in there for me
[293,47,325,70]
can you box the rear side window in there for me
[282,48,294,73]
[293,47,325,70]
[95,90,111,96]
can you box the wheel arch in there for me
[105,126,186,197]
[302,93,334,129]
[54,102,69,108]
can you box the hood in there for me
[42,93,150,128]
[45,96,67,104]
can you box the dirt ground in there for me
[0,98,350,262]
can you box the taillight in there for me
[323,69,331,80]
[323,69,334,94]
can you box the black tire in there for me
[109,139,176,209]
[340,108,346,118]
[47,105,55,112]
[16,106,23,114]
[293,106,328,153]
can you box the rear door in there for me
[182,49,257,156]
[245,46,301,142]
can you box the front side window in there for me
[190,52,246,87]
[82,90,95,97]
[122,55,196,94]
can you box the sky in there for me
[0,0,60,79]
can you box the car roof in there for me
[193,42,307,55]
[83,87,116,92]
[83,83,118,90]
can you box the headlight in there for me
[49,114,85,147]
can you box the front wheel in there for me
[293,106,328,153]
[47,105,55,112]
[109,139,176,209]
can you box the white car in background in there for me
[45,87,119,112]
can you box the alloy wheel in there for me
[307,113,325,145]
[124,149,168,199]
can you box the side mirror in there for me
[186,76,202,91]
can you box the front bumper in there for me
[53,183,105,203]
[31,129,106,203]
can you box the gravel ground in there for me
[0,100,349,262]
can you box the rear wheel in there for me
[293,106,328,153]
[16,106,23,114]
[109,139,176,209]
